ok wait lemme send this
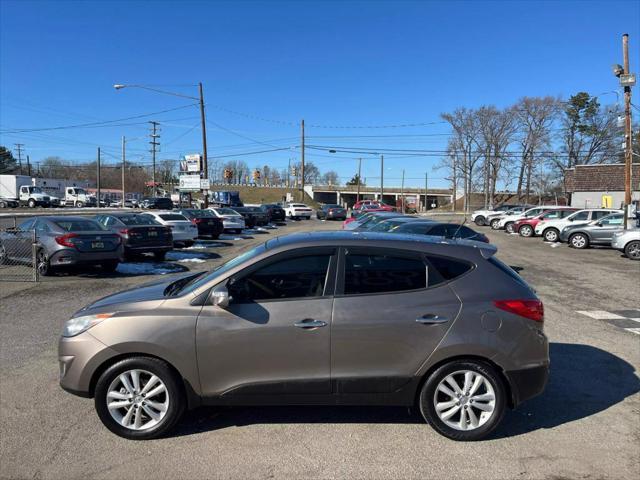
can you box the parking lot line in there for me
[575,310,626,320]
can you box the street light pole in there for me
[380,155,384,202]
[622,34,633,229]
[121,136,126,206]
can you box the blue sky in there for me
[1,0,638,188]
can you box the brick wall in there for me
[564,163,640,192]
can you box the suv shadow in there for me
[170,342,639,439]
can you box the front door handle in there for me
[294,319,327,329]
[416,314,449,324]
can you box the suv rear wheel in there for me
[490,219,501,229]
[474,216,486,226]
[94,357,185,440]
[505,222,515,234]
[419,360,506,441]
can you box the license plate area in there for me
[92,242,105,249]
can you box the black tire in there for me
[543,228,559,242]
[505,222,515,234]
[153,251,167,261]
[624,240,640,260]
[94,356,185,440]
[490,219,501,230]
[76,201,84,208]
[182,241,194,248]
[569,233,589,249]
[36,249,52,276]
[419,360,506,441]
[0,244,7,265]
[474,216,486,227]
[518,225,534,237]
[28,199,36,208]
[101,260,119,273]
[0,201,6,209]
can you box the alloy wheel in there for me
[544,229,558,242]
[505,223,514,233]
[520,225,533,237]
[433,370,496,431]
[570,234,588,249]
[106,369,169,431]
[625,241,640,260]
[490,219,501,230]
[0,245,7,264]
[36,250,50,275]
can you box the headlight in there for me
[62,313,114,337]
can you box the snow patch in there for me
[177,258,207,263]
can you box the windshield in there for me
[119,215,161,226]
[55,219,105,232]
[187,209,215,218]
[159,214,187,221]
[175,243,268,296]
[29,186,43,194]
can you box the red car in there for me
[352,200,395,211]
[514,208,579,237]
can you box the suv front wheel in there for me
[94,357,185,440]
[419,360,506,441]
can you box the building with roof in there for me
[564,163,640,210]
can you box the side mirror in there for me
[211,283,230,308]
[568,217,574,221]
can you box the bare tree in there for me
[441,108,483,212]
[513,96,560,203]
[476,106,518,208]
[321,170,339,186]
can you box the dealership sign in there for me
[180,154,202,173]
[179,174,202,191]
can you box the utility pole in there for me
[97,147,101,208]
[121,136,126,207]
[149,121,160,197]
[199,82,210,207]
[287,158,291,188]
[400,169,405,213]
[356,158,362,203]
[300,120,305,202]
[622,34,634,229]
[26,155,31,176]
[14,144,24,174]
[380,155,384,202]
[425,171,429,212]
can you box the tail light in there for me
[494,299,544,322]
[55,233,78,248]
[119,229,130,235]
[192,218,204,224]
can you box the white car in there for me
[496,206,566,233]
[284,203,312,219]
[612,228,640,260]
[208,207,246,233]
[140,211,198,247]
[487,206,532,229]
[471,205,513,226]
[534,208,623,242]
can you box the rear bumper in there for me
[125,244,172,253]
[506,364,549,406]
[49,248,122,266]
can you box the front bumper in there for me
[58,332,117,397]
[611,235,626,250]
[506,364,549,406]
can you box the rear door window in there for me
[343,250,427,295]
[571,211,590,221]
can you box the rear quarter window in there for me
[426,255,474,281]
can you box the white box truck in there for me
[0,175,52,207]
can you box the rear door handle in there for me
[294,319,327,329]
[416,314,449,324]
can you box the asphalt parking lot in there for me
[1,216,639,480]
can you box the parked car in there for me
[367,216,432,232]
[95,213,173,260]
[488,206,533,230]
[58,230,548,441]
[261,204,286,222]
[496,206,565,233]
[534,208,623,242]
[140,211,198,247]
[513,208,578,237]
[237,206,270,226]
[344,211,405,230]
[388,221,490,243]
[0,196,19,208]
[316,204,347,221]
[209,207,246,233]
[471,204,518,226]
[0,216,122,275]
[140,197,174,210]
[559,213,624,249]
[353,200,395,212]
[354,212,411,231]
[175,209,224,239]
[283,203,312,219]
[611,228,640,260]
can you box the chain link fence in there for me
[0,217,38,282]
